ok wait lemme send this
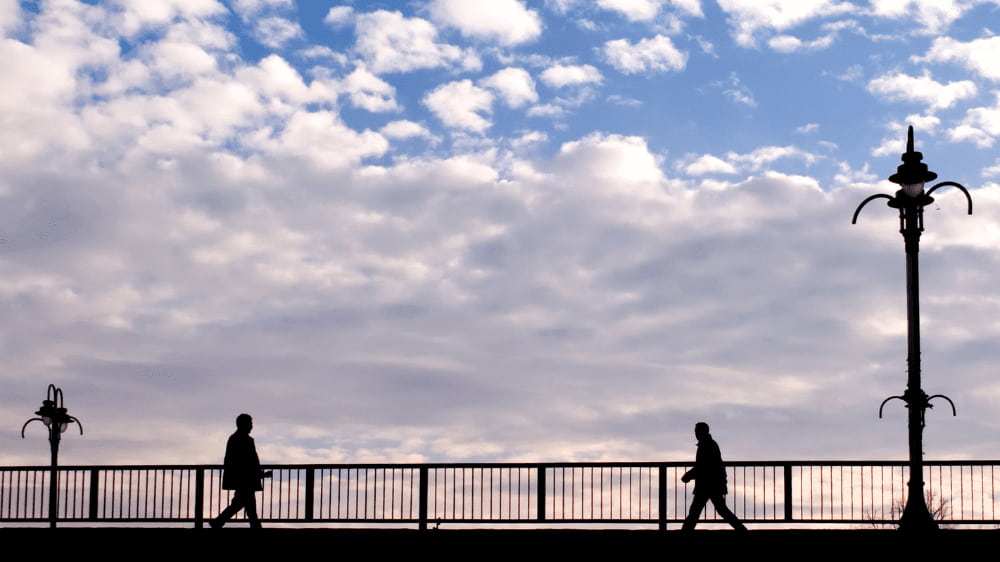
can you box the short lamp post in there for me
[21,384,83,528]
[852,126,972,531]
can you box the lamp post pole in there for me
[21,384,83,528]
[852,127,971,531]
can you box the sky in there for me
[4,0,1000,468]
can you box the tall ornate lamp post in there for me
[852,127,972,531]
[21,384,83,528]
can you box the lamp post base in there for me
[899,496,938,532]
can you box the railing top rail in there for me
[4,459,1000,471]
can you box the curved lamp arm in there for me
[927,394,957,416]
[878,395,906,418]
[68,416,84,435]
[852,193,895,224]
[925,181,973,215]
[21,418,43,438]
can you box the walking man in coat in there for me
[211,413,271,528]
[681,422,747,531]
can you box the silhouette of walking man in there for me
[681,422,747,531]
[211,414,271,528]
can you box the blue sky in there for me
[4,0,1000,467]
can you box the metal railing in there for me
[2,460,998,528]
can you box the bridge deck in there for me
[1,528,988,557]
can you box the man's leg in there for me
[682,495,708,531]
[710,495,747,531]
[238,490,262,529]
[212,492,249,528]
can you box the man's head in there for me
[694,422,710,440]
[236,413,253,433]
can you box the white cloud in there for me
[869,0,978,33]
[948,124,995,148]
[727,145,820,170]
[114,0,227,35]
[982,158,1000,177]
[767,19,858,52]
[867,70,977,110]
[249,110,389,168]
[919,36,1000,82]
[722,88,757,107]
[427,0,542,45]
[671,0,704,17]
[716,0,855,47]
[236,54,332,105]
[340,67,399,112]
[540,64,603,87]
[607,94,642,107]
[871,115,941,156]
[253,16,303,49]
[163,18,235,49]
[684,154,738,175]
[231,0,292,18]
[948,93,1000,148]
[594,0,704,20]
[767,34,802,52]
[146,41,220,80]
[354,10,480,74]
[526,103,568,118]
[510,130,548,149]
[694,35,716,55]
[833,161,877,186]
[603,35,688,74]
[324,6,354,26]
[0,0,21,33]
[767,33,836,52]
[596,0,664,21]
[423,80,494,132]
[479,67,538,108]
[380,120,433,139]
[555,133,665,189]
[549,0,580,13]
[836,64,863,83]
[298,46,348,65]
[680,146,819,176]
[723,73,756,107]
[76,50,341,159]
[796,123,819,134]
[909,111,951,134]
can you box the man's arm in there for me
[681,466,696,482]
[683,442,706,483]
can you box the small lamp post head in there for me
[889,126,937,198]
[21,384,83,439]
[35,399,57,427]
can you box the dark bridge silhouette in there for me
[2,459,997,529]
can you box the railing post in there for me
[305,468,315,521]
[658,464,667,531]
[537,466,546,521]
[194,468,205,529]
[88,468,99,521]
[48,465,58,528]
[783,463,793,522]
[418,466,428,530]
